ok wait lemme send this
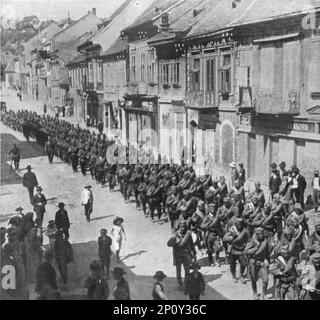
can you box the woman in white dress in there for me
[111,217,126,262]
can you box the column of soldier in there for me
[1,108,320,300]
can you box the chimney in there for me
[92,8,96,15]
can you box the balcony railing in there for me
[253,87,300,115]
[186,90,216,107]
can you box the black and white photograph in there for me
[0,0,320,304]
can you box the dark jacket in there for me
[98,235,112,258]
[55,209,70,231]
[269,171,282,194]
[184,271,205,295]
[84,276,109,300]
[35,261,57,292]
[23,171,38,189]
[113,277,131,300]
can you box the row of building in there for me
[4,0,320,195]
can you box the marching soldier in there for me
[167,221,196,290]
[201,203,223,267]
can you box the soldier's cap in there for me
[26,165,31,170]
[153,271,167,280]
[294,203,303,211]
[90,260,102,272]
[179,220,187,226]
[111,267,126,275]
[58,202,65,208]
[270,163,277,169]
[36,186,43,191]
[279,161,286,168]
[223,197,231,203]
[15,206,23,212]
[100,228,107,234]
[183,190,190,197]
[310,253,320,263]
[190,261,201,270]
[197,200,205,207]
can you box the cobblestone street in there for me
[2,88,320,300]
[0,120,241,300]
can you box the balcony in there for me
[253,87,300,115]
[185,91,216,107]
[127,82,148,96]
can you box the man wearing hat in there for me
[81,184,93,222]
[35,250,57,294]
[223,218,248,284]
[238,163,246,187]
[184,261,205,300]
[312,170,320,212]
[167,221,197,289]
[201,203,223,267]
[8,143,20,170]
[244,227,270,300]
[98,229,112,278]
[269,163,281,200]
[112,267,131,300]
[22,165,39,203]
[55,202,70,240]
[53,230,69,290]
[291,167,307,209]
[32,186,47,226]
[152,271,168,300]
[84,260,110,300]
[279,162,287,180]
[45,136,55,164]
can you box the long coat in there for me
[22,171,38,189]
[55,209,70,231]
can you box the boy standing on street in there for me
[98,229,112,278]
